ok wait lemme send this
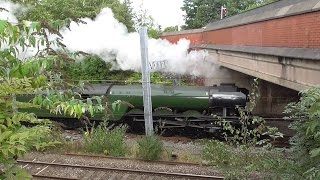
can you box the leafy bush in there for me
[208,79,284,179]
[217,79,283,146]
[65,55,112,82]
[65,55,187,85]
[0,18,72,179]
[83,125,127,157]
[137,135,163,160]
[284,87,320,179]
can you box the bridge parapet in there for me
[161,0,320,91]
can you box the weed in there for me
[83,125,127,157]
[137,135,163,161]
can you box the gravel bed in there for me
[25,163,191,180]
[62,130,204,157]
[21,152,219,177]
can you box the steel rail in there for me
[32,174,79,180]
[64,153,210,167]
[18,160,224,179]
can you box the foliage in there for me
[203,140,291,179]
[0,7,107,179]
[284,87,320,179]
[137,135,163,161]
[133,2,155,31]
[148,28,162,39]
[126,72,174,85]
[0,19,62,179]
[210,79,283,179]
[163,26,179,33]
[13,0,135,32]
[64,56,190,85]
[181,0,277,29]
[83,124,127,157]
[65,55,112,82]
[244,0,276,11]
[133,2,162,39]
[218,79,283,146]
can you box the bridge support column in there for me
[254,80,299,115]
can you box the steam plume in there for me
[0,0,19,23]
[61,8,218,77]
[0,2,218,78]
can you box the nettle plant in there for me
[0,14,105,179]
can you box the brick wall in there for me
[162,32,203,46]
[162,11,320,48]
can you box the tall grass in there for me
[83,125,127,157]
[137,135,163,160]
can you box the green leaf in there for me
[310,148,320,158]
[0,20,8,33]
[29,36,36,47]
[0,131,12,143]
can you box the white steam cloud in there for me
[0,0,19,23]
[0,2,219,77]
[61,8,218,77]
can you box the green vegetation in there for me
[181,0,277,29]
[0,6,108,179]
[137,135,163,160]
[0,19,59,179]
[283,87,320,179]
[203,140,290,179]
[13,0,135,32]
[83,124,127,157]
[217,79,283,146]
[204,79,283,179]
[204,80,320,179]
[4,1,319,179]
[163,26,179,33]
[64,55,196,85]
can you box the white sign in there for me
[149,60,168,71]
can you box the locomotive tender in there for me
[81,83,247,133]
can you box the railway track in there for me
[18,153,223,180]
[63,153,210,166]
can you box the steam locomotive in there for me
[85,83,246,133]
[21,83,248,134]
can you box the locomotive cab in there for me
[209,84,247,117]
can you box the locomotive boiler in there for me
[19,83,247,133]
[81,83,247,133]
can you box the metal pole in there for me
[139,27,154,136]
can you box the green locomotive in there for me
[19,83,247,133]
[82,83,247,132]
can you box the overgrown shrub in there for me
[65,55,112,82]
[137,135,163,160]
[83,125,127,157]
[206,79,284,179]
[65,55,190,85]
[284,87,320,179]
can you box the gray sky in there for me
[130,0,185,28]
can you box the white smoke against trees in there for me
[0,1,19,23]
[0,2,219,78]
[61,8,218,77]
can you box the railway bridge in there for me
[161,0,320,115]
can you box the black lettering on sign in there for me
[149,60,168,70]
